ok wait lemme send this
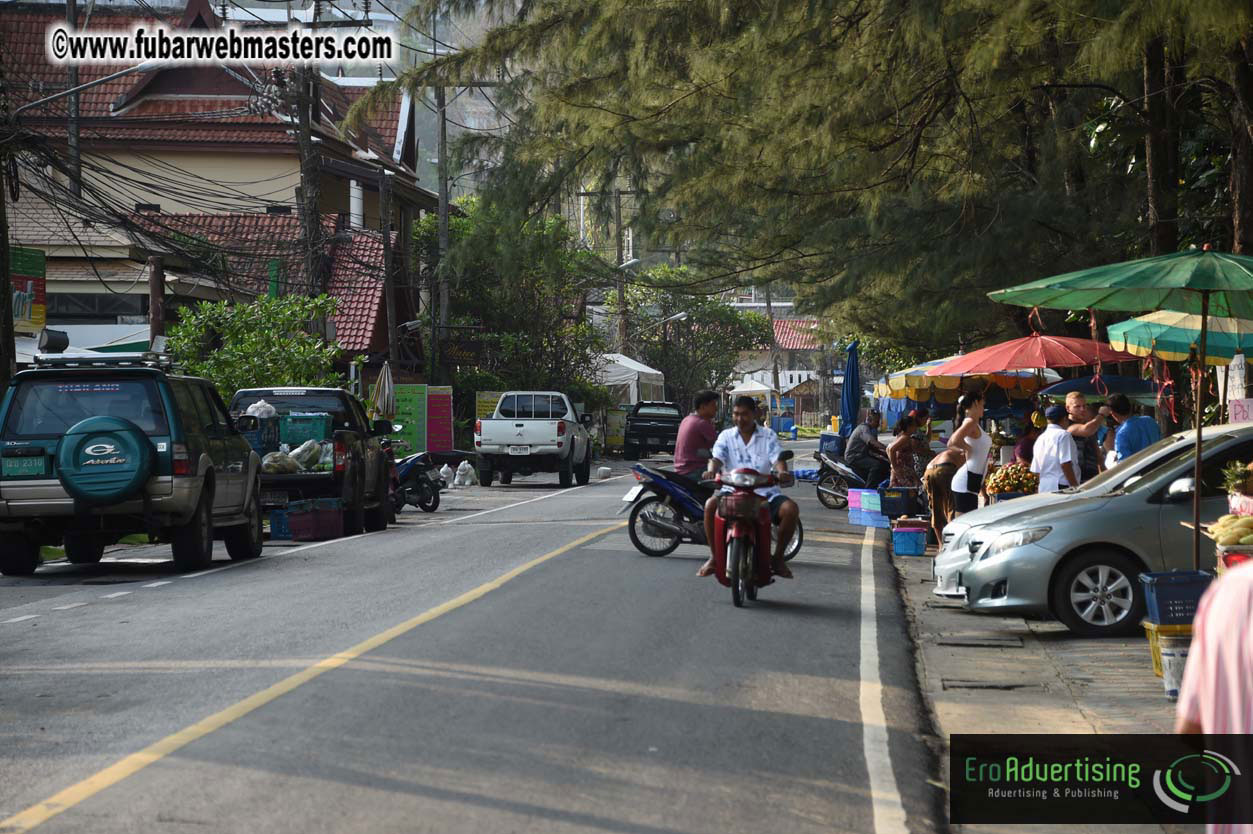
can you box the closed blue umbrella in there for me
[839,341,860,438]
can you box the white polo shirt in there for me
[712,425,783,499]
[1030,423,1080,492]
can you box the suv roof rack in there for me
[33,352,181,371]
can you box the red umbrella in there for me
[925,333,1138,376]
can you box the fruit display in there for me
[1209,514,1253,547]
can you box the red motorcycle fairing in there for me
[711,501,775,589]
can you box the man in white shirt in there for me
[696,396,798,579]
[1031,405,1080,493]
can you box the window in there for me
[496,394,566,419]
[4,377,169,439]
[228,391,354,430]
[169,379,210,440]
[634,405,681,418]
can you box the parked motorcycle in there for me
[392,450,446,513]
[813,450,866,510]
[619,451,802,563]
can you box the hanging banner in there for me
[10,247,46,335]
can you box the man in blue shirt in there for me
[1105,393,1161,463]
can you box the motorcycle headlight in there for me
[723,472,760,489]
[980,527,1052,561]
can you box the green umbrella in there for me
[1107,310,1253,365]
[990,247,1253,571]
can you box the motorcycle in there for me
[813,450,867,510]
[391,450,446,513]
[712,463,796,607]
[619,450,802,562]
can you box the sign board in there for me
[476,391,504,419]
[605,408,627,449]
[10,247,46,335]
[426,385,453,452]
[1231,398,1253,425]
[390,384,427,452]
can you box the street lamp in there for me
[615,258,642,348]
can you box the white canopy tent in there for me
[599,353,666,404]
[729,380,778,397]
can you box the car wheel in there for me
[478,461,494,487]
[558,453,574,488]
[224,484,264,560]
[1050,550,1145,637]
[64,533,105,565]
[575,450,591,486]
[172,485,214,571]
[499,471,513,485]
[364,471,389,532]
[0,539,40,576]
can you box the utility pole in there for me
[614,188,626,349]
[0,46,16,387]
[295,3,323,294]
[764,283,782,413]
[147,256,165,345]
[379,171,399,361]
[66,0,81,199]
[436,82,449,328]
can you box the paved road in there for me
[0,448,943,833]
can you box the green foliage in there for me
[617,267,773,408]
[358,0,1253,367]
[416,199,613,424]
[167,296,344,399]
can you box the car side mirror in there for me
[372,419,394,436]
[1166,477,1195,501]
[778,450,794,462]
[234,415,259,433]
[580,414,593,426]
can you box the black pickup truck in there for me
[623,401,684,461]
[229,387,392,535]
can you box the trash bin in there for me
[790,426,799,440]
[830,415,839,433]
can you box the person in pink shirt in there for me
[672,390,720,476]
[1176,561,1253,833]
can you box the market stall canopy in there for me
[368,361,396,420]
[1038,375,1160,408]
[925,333,1136,376]
[873,356,1059,403]
[839,340,860,439]
[729,380,778,396]
[1106,311,1253,365]
[599,353,666,404]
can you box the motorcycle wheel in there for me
[729,537,749,608]
[817,473,849,510]
[773,518,804,562]
[417,484,441,513]
[627,497,682,557]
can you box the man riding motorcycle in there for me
[696,395,799,580]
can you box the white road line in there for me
[859,527,908,833]
[51,603,88,611]
[143,581,172,588]
[100,591,131,599]
[441,476,626,525]
[4,614,38,623]
[178,532,374,579]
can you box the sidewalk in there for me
[892,546,1200,834]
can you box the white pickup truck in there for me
[475,391,593,487]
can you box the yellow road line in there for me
[0,521,627,833]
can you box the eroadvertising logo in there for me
[950,735,1253,825]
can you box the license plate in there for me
[509,445,529,455]
[2,456,45,477]
[622,485,643,503]
[261,489,289,506]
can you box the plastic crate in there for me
[819,431,845,459]
[892,527,927,556]
[287,499,344,541]
[848,509,891,529]
[1140,571,1213,625]
[850,489,881,512]
[879,487,919,517]
[988,491,1026,504]
[242,417,281,455]
[1142,619,1192,677]
[268,509,292,540]
[280,413,333,446]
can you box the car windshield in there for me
[1066,432,1188,493]
[498,394,568,419]
[3,377,170,439]
[634,405,680,418]
[230,391,357,430]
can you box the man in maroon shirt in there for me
[672,390,720,475]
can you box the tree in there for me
[618,268,772,409]
[166,295,344,399]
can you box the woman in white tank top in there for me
[949,391,990,514]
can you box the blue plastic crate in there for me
[879,487,919,517]
[280,413,332,445]
[848,509,891,529]
[1140,571,1213,625]
[242,417,280,455]
[891,528,927,556]
[314,497,345,512]
[268,509,292,540]
[989,491,1027,504]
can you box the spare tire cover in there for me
[57,417,155,506]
